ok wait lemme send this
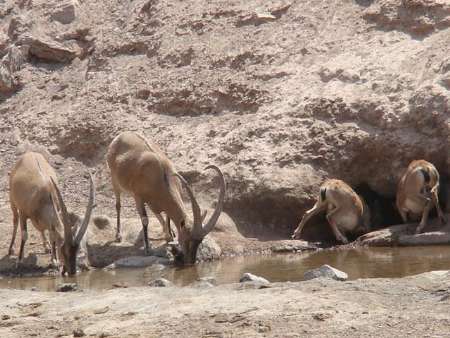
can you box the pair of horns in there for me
[50,174,95,246]
[175,165,226,239]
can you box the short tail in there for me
[419,167,431,184]
[320,187,327,202]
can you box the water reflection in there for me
[1,246,450,291]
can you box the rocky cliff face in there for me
[0,0,449,236]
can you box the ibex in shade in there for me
[8,152,95,275]
[396,160,446,234]
[106,131,226,264]
[292,179,370,244]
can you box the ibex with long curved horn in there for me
[396,160,446,234]
[107,131,226,264]
[8,152,95,275]
[292,179,370,244]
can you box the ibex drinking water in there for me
[292,179,370,244]
[106,131,226,264]
[8,152,95,275]
[396,160,446,234]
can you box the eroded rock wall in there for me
[0,0,449,236]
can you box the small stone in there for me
[112,282,128,288]
[303,265,348,281]
[148,278,173,287]
[1,315,11,320]
[73,328,85,337]
[198,277,217,285]
[93,306,110,315]
[239,273,270,285]
[190,280,215,288]
[93,215,111,229]
[56,283,78,292]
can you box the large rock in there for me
[304,265,348,281]
[358,220,450,247]
[0,63,15,93]
[48,1,76,24]
[148,278,173,287]
[196,236,222,261]
[363,0,450,36]
[239,272,270,285]
[20,35,79,62]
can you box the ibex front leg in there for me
[135,198,151,255]
[292,201,326,239]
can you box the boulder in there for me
[358,221,450,247]
[148,278,173,287]
[304,265,348,281]
[49,1,76,24]
[0,63,15,93]
[196,236,222,261]
[56,283,78,292]
[21,35,79,62]
[239,272,270,285]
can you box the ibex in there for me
[106,131,226,264]
[396,160,446,234]
[8,152,95,275]
[292,179,370,244]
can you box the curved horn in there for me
[174,173,202,233]
[74,173,96,245]
[49,176,73,244]
[202,165,226,236]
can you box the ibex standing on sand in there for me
[292,179,370,244]
[396,160,446,234]
[107,131,226,264]
[8,152,95,275]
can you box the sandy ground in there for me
[0,270,449,337]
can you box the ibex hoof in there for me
[8,249,15,256]
[115,234,122,243]
[340,237,349,244]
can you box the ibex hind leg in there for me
[17,214,28,266]
[155,213,173,242]
[112,180,122,243]
[40,230,51,254]
[8,203,19,256]
[431,188,447,225]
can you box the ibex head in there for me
[49,174,95,275]
[173,165,226,265]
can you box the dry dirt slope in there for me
[0,0,449,237]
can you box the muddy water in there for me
[1,246,450,291]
